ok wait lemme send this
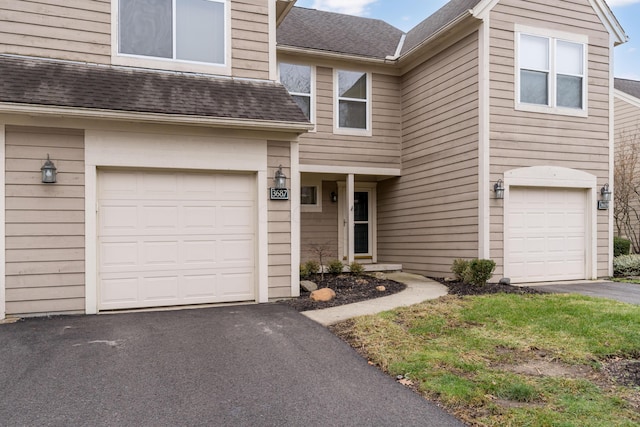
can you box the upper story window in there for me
[335,70,371,135]
[279,63,313,122]
[116,0,228,72]
[516,27,587,116]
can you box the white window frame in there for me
[334,69,372,136]
[301,175,322,213]
[278,62,316,131]
[111,0,231,75]
[515,25,588,118]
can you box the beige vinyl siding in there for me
[0,0,111,64]
[5,126,85,316]
[267,141,292,299]
[1,0,270,80]
[378,32,480,276]
[489,0,611,277]
[614,95,640,245]
[298,68,402,169]
[231,0,270,80]
[300,181,339,263]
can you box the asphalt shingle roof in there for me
[277,7,404,59]
[277,0,482,59]
[0,55,310,124]
[615,78,640,100]
[401,0,482,55]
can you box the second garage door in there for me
[507,187,587,283]
[98,170,256,310]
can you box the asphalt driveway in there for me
[0,304,464,427]
[528,281,640,305]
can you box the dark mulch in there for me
[278,273,406,312]
[431,278,545,296]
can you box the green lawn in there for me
[336,294,640,426]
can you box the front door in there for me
[354,191,371,256]
[338,183,376,262]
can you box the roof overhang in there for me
[276,0,297,26]
[0,102,314,134]
[277,45,401,73]
[615,89,640,109]
[397,11,480,73]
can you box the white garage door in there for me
[98,170,256,310]
[507,187,586,283]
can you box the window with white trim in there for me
[279,63,313,121]
[517,32,586,113]
[336,70,369,131]
[301,176,322,212]
[118,0,227,66]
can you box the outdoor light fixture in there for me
[598,183,611,210]
[41,154,57,184]
[601,183,611,202]
[270,165,289,200]
[274,165,287,189]
[494,179,504,199]
[330,191,338,203]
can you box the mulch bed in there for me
[278,273,406,312]
[431,278,546,296]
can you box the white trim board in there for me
[0,124,5,320]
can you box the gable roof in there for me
[277,7,404,59]
[278,0,626,61]
[615,78,640,101]
[0,55,310,128]
[401,0,482,55]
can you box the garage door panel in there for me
[507,187,586,283]
[101,205,138,230]
[220,239,254,264]
[101,242,138,268]
[142,276,179,301]
[183,206,217,229]
[184,240,217,264]
[143,241,179,266]
[182,274,217,299]
[219,272,254,298]
[98,170,256,310]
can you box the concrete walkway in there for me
[302,272,448,326]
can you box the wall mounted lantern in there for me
[330,191,338,203]
[598,183,611,210]
[494,179,504,199]
[41,154,57,184]
[270,165,289,200]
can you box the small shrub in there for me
[614,236,631,257]
[327,259,344,274]
[300,263,309,279]
[349,261,365,275]
[451,259,470,281]
[462,259,496,287]
[613,254,640,277]
[304,260,320,275]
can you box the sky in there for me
[295,0,640,80]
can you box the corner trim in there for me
[0,124,5,320]
[478,17,490,259]
[290,141,301,297]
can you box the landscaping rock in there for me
[310,288,336,302]
[376,286,386,292]
[499,277,511,285]
[300,280,318,292]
